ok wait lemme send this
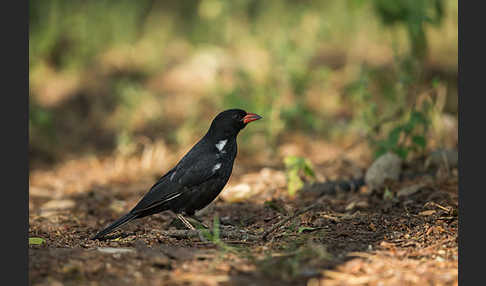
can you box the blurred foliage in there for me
[29,0,457,166]
[284,156,316,196]
[29,0,153,69]
[371,0,444,60]
[373,106,431,160]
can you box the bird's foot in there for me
[187,216,209,230]
[176,214,196,230]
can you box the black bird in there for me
[92,109,262,239]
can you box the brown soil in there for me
[29,153,458,286]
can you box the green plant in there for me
[29,237,46,245]
[346,50,434,161]
[284,156,316,196]
[372,103,431,159]
[199,215,236,253]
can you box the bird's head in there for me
[208,109,262,138]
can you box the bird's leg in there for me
[187,216,209,229]
[176,214,196,230]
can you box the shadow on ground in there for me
[29,169,457,285]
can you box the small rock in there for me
[365,153,402,191]
[425,149,458,169]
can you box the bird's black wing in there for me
[172,152,221,187]
[130,144,221,214]
[129,168,182,214]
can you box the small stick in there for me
[261,197,325,240]
[158,229,260,241]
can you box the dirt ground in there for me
[29,144,458,286]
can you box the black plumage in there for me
[92,109,262,239]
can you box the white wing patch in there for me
[215,139,227,152]
[137,192,182,212]
[165,193,182,202]
[212,163,222,172]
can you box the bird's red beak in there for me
[242,112,262,124]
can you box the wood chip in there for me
[419,210,436,216]
[369,223,376,232]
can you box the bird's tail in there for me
[91,213,136,240]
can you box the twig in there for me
[195,240,254,245]
[261,197,326,240]
[158,229,260,241]
[425,201,452,213]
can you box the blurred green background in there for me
[29,0,457,168]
